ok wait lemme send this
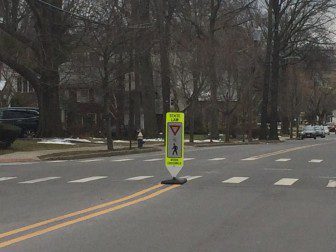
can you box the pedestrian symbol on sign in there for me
[172,143,178,156]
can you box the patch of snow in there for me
[64,138,91,143]
[144,138,164,142]
[114,140,129,143]
[37,138,92,145]
[38,139,75,145]
[93,141,105,144]
[164,139,224,143]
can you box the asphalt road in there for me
[1,136,336,251]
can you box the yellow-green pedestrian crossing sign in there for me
[165,112,184,178]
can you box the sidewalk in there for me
[0,143,163,163]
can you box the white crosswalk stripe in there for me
[126,176,154,181]
[309,159,323,163]
[79,159,104,163]
[68,176,108,183]
[20,177,60,184]
[276,158,291,162]
[209,158,226,161]
[326,180,336,188]
[0,177,17,182]
[180,176,202,181]
[274,178,298,186]
[112,159,134,162]
[222,177,249,184]
[184,158,195,161]
[242,157,258,161]
[143,158,163,162]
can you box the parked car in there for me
[327,123,335,132]
[314,125,326,138]
[300,125,317,139]
[0,107,39,137]
[323,126,330,135]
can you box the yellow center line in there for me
[0,184,180,249]
[245,144,321,160]
[0,183,164,239]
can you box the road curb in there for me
[0,158,38,163]
[38,147,162,161]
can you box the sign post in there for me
[162,112,187,185]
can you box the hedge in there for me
[0,123,21,148]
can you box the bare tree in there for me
[0,0,85,137]
[260,0,336,140]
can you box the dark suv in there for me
[0,107,39,137]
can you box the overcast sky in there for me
[0,80,5,91]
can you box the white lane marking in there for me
[276,158,291,162]
[79,159,104,163]
[143,158,163,162]
[126,176,154,181]
[47,160,67,163]
[309,159,323,163]
[264,168,293,171]
[326,180,336,188]
[112,159,134,162]
[222,177,249,184]
[68,176,108,183]
[0,177,17,182]
[274,178,298,186]
[20,177,60,184]
[242,157,258,161]
[209,158,226,161]
[184,158,195,161]
[319,176,336,179]
[180,176,202,181]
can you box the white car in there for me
[300,125,317,139]
[323,126,330,135]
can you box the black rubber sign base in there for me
[161,177,187,185]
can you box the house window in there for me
[77,89,89,103]
[89,89,95,102]
[28,83,34,93]
[17,81,23,92]
[82,113,97,128]
[23,81,28,93]
[64,90,70,99]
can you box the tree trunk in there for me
[209,44,219,140]
[133,55,141,132]
[38,72,63,137]
[189,100,195,143]
[247,108,253,141]
[158,0,172,132]
[129,83,135,148]
[116,61,125,139]
[225,114,230,143]
[260,0,274,140]
[209,0,220,140]
[269,0,280,140]
[139,51,157,137]
[102,61,113,150]
[281,116,290,135]
[138,0,157,137]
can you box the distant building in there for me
[0,64,37,108]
